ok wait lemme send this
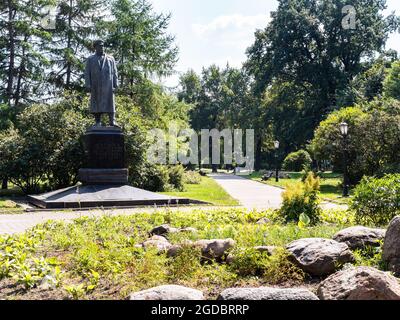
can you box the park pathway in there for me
[0,206,237,235]
[209,174,284,210]
[209,173,348,211]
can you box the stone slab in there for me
[28,184,207,209]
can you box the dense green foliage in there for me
[310,99,400,183]
[0,100,89,193]
[351,174,400,226]
[279,173,322,225]
[282,150,312,172]
[384,60,400,100]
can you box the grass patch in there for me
[0,199,24,215]
[247,171,351,205]
[0,208,355,300]
[161,176,239,206]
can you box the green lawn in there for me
[247,171,351,205]
[161,176,240,206]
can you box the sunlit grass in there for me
[161,176,240,206]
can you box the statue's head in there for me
[93,40,105,55]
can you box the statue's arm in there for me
[112,58,119,90]
[84,58,91,91]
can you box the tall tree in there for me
[47,0,107,92]
[246,0,398,132]
[0,0,54,106]
[106,0,178,92]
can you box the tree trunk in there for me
[65,0,73,88]
[6,0,16,106]
[2,178,8,190]
[254,136,262,171]
[14,35,28,107]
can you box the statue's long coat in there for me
[85,54,118,113]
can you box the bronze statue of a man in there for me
[85,40,119,127]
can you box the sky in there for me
[149,0,400,88]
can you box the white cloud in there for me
[192,14,270,37]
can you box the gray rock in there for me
[317,266,400,300]
[180,227,197,233]
[129,285,204,300]
[218,287,318,300]
[142,235,172,252]
[333,226,386,250]
[383,216,400,276]
[256,218,271,225]
[167,245,182,258]
[286,238,355,276]
[254,246,277,255]
[194,239,236,260]
[150,224,179,236]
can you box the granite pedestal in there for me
[79,126,128,184]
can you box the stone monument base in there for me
[79,169,128,185]
[28,184,207,209]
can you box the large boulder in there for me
[317,266,400,300]
[333,226,386,250]
[129,285,204,300]
[383,216,400,276]
[218,287,318,300]
[194,239,235,260]
[140,235,173,253]
[286,238,355,276]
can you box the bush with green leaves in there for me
[282,150,312,172]
[351,174,400,226]
[384,60,400,100]
[279,172,322,225]
[183,170,202,185]
[310,99,400,184]
[0,99,89,193]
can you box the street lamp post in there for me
[340,122,350,197]
[274,140,280,182]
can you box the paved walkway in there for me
[0,206,241,235]
[209,174,284,210]
[209,173,348,211]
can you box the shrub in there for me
[228,248,268,277]
[167,165,185,191]
[0,101,89,193]
[282,150,312,172]
[183,171,202,185]
[279,172,321,225]
[351,174,400,226]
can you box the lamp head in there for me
[340,122,349,136]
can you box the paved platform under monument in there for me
[28,184,206,209]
